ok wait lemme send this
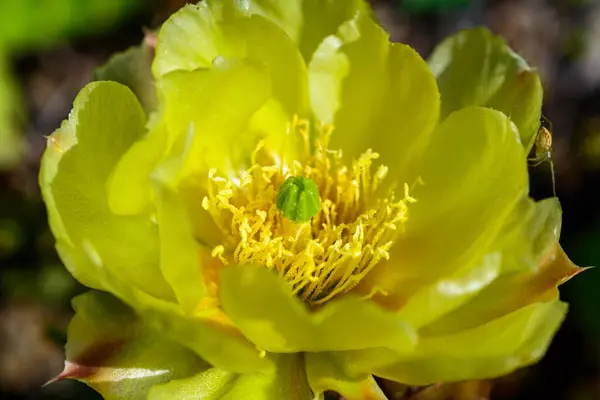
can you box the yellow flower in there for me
[40,1,586,399]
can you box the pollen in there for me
[202,117,414,305]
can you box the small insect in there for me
[528,115,555,196]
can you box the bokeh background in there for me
[1,0,599,399]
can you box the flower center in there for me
[202,117,415,305]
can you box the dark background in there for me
[1,0,599,399]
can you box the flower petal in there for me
[428,27,543,151]
[421,243,586,336]
[308,10,440,182]
[51,291,206,400]
[153,2,231,76]
[361,107,528,310]
[340,300,567,385]
[392,196,563,330]
[220,264,416,353]
[233,0,369,61]
[153,182,205,313]
[39,81,174,301]
[148,354,312,400]
[106,117,167,216]
[55,239,272,374]
[305,353,386,400]
[154,3,308,115]
[158,59,271,180]
[94,42,157,115]
[148,368,234,399]
[394,250,501,330]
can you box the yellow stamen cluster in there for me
[202,117,416,305]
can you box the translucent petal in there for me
[158,60,271,181]
[106,118,167,216]
[421,244,585,336]
[394,197,563,330]
[39,81,174,300]
[154,3,308,115]
[339,300,567,385]
[94,42,157,115]
[360,107,528,310]
[233,0,369,61]
[220,265,417,353]
[153,182,205,313]
[308,10,440,183]
[153,2,232,76]
[428,27,543,151]
[52,291,206,400]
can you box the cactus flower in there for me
[40,0,586,399]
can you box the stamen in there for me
[203,118,414,305]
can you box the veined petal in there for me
[308,10,440,183]
[39,81,174,301]
[305,353,387,400]
[428,27,543,151]
[220,265,416,353]
[339,300,567,385]
[51,291,206,400]
[148,354,311,400]
[361,107,528,310]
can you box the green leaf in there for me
[39,81,174,301]
[305,353,386,400]
[53,291,206,400]
[360,107,528,310]
[220,264,417,353]
[148,354,311,400]
[308,10,440,183]
[428,27,543,151]
[339,300,567,385]
[94,43,157,115]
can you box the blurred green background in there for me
[1,0,599,399]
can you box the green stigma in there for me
[276,176,321,223]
